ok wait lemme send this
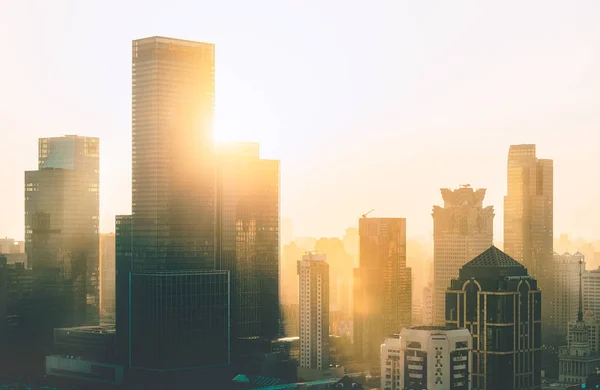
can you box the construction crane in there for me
[361,209,375,218]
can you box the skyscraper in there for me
[504,144,553,329]
[25,135,100,330]
[558,257,600,384]
[354,217,411,364]
[446,246,542,390]
[432,185,494,325]
[381,327,472,390]
[552,252,585,337]
[100,233,115,323]
[131,36,215,270]
[297,253,329,371]
[115,37,229,377]
[215,142,280,350]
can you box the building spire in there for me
[578,258,584,323]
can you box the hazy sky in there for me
[1,1,599,242]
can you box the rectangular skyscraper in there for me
[353,217,411,364]
[432,185,494,325]
[116,37,229,376]
[216,142,280,350]
[504,144,553,332]
[100,233,115,323]
[131,36,215,270]
[25,135,100,330]
[297,253,329,370]
[446,246,542,390]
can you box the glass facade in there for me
[25,136,100,331]
[131,36,215,271]
[446,246,542,390]
[129,271,230,370]
[504,144,553,332]
[353,217,411,363]
[215,143,280,349]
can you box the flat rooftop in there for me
[55,325,115,335]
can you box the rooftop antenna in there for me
[361,209,375,219]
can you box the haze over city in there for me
[2,1,600,242]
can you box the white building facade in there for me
[381,326,472,390]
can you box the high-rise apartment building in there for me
[215,142,280,350]
[504,144,553,329]
[115,37,229,376]
[421,283,433,326]
[380,327,472,390]
[446,246,542,390]
[552,252,585,336]
[25,135,100,330]
[100,233,115,323]
[297,253,329,371]
[558,257,600,384]
[432,185,494,325]
[354,217,411,363]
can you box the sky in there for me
[1,1,599,242]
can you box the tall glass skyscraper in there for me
[216,142,280,350]
[116,37,229,376]
[353,217,411,364]
[504,144,553,333]
[25,135,100,331]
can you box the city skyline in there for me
[2,1,600,243]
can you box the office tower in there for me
[552,252,585,336]
[115,37,229,377]
[421,283,433,326]
[25,135,100,330]
[215,142,280,350]
[381,327,472,390]
[354,217,411,363]
[558,257,600,384]
[446,246,541,390]
[432,185,494,325]
[100,233,115,322]
[297,253,329,371]
[504,144,553,330]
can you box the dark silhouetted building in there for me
[504,144,553,333]
[433,185,494,325]
[115,36,230,386]
[216,142,280,358]
[354,217,411,364]
[25,135,100,334]
[446,246,542,390]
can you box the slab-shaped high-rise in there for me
[25,135,100,330]
[215,142,280,352]
[116,37,229,376]
[353,217,411,364]
[432,185,494,325]
[504,144,553,330]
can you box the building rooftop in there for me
[55,325,115,335]
[410,325,459,332]
[464,246,522,269]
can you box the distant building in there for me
[100,233,115,322]
[583,268,600,325]
[504,144,553,331]
[558,257,600,384]
[446,246,542,390]
[421,283,433,326]
[0,238,24,254]
[298,253,329,371]
[354,217,411,363]
[25,135,100,331]
[552,252,584,335]
[380,326,472,390]
[2,253,27,267]
[432,185,494,325]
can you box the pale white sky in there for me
[1,1,599,242]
